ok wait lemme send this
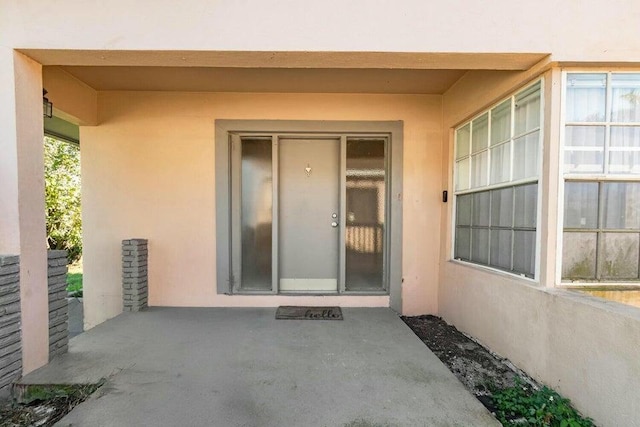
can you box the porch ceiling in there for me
[32,50,548,95]
[23,50,548,70]
[59,66,468,94]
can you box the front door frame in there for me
[215,120,403,312]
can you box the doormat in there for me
[275,306,343,320]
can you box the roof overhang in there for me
[22,50,548,70]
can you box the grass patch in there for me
[0,382,103,427]
[66,261,83,297]
[66,273,82,297]
[492,379,594,427]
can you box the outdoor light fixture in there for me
[43,89,53,118]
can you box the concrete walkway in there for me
[22,307,498,427]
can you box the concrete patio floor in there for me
[22,307,498,427]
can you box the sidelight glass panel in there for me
[345,139,385,291]
[240,139,273,290]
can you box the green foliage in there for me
[45,137,82,263]
[20,385,79,405]
[492,379,594,427]
[66,273,83,297]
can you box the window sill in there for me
[558,282,640,289]
[448,258,539,285]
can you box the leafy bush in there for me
[45,137,82,263]
[492,380,594,427]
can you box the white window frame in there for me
[451,79,544,282]
[557,70,640,287]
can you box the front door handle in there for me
[331,221,339,228]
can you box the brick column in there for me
[0,255,22,398]
[48,251,69,360]
[122,239,148,312]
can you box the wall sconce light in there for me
[43,89,53,118]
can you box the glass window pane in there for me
[566,73,607,122]
[490,142,510,184]
[609,126,640,174]
[611,73,640,123]
[610,126,640,147]
[514,83,541,135]
[609,151,640,174]
[456,124,471,160]
[513,131,539,180]
[455,227,471,260]
[513,230,536,277]
[471,228,489,264]
[471,151,488,188]
[490,230,512,270]
[564,150,604,174]
[241,139,272,290]
[491,100,512,145]
[563,182,599,228]
[514,184,538,228]
[455,158,470,191]
[562,232,597,280]
[472,191,490,226]
[456,194,472,226]
[471,113,489,153]
[598,233,640,280]
[565,125,606,147]
[345,139,385,291]
[564,126,606,173]
[491,187,513,227]
[602,182,640,229]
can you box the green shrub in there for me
[492,380,594,427]
[45,137,82,263]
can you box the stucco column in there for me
[0,48,48,373]
[539,68,563,288]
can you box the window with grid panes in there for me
[454,81,542,278]
[562,73,640,282]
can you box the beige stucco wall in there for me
[0,49,48,373]
[439,69,640,426]
[3,1,640,64]
[81,92,442,328]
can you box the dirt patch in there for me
[401,315,535,414]
[0,382,102,427]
